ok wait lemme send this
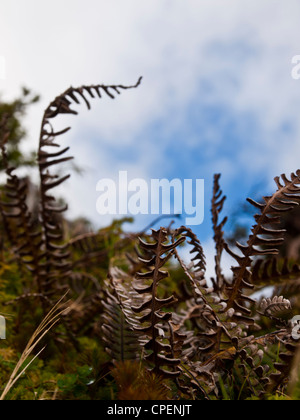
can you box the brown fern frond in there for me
[252,257,300,288]
[37,79,142,293]
[211,174,228,291]
[174,226,206,276]
[0,119,47,299]
[168,321,186,360]
[172,239,245,363]
[259,296,292,319]
[267,340,300,395]
[237,342,271,397]
[224,170,300,317]
[107,267,145,332]
[101,275,141,364]
[131,228,185,378]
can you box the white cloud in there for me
[1,0,300,226]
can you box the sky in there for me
[1,0,300,275]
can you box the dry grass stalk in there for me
[0,293,70,400]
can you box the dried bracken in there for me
[1,81,300,400]
[101,276,140,365]
[211,174,228,291]
[0,79,142,310]
[260,296,292,319]
[37,79,142,302]
[131,229,185,378]
[113,172,300,398]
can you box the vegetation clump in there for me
[0,81,300,400]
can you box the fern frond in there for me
[0,118,47,299]
[236,343,271,398]
[267,340,299,395]
[108,267,145,332]
[37,79,142,293]
[132,228,185,378]
[225,171,300,317]
[174,226,206,276]
[102,276,140,364]
[252,257,300,288]
[259,296,292,319]
[211,174,228,290]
